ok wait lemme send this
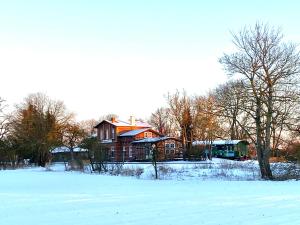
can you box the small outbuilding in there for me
[193,140,249,159]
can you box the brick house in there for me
[94,116,182,161]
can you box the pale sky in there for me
[1,0,300,121]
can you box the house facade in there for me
[94,116,182,161]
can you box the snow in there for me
[193,139,248,145]
[51,146,88,153]
[132,136,173,144]
[119,128,150,137]
[1,161,300,225]
[96,119,152,128]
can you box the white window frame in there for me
[106,129,109,139]
[129,146,133,158]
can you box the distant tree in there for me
[80,136,109,172]
[63,122,87,168]
[0,97,10,141]
[80,119,98,136]
[193,95,222,159]
[0,98,15,169]
[213,80,252,140]
[149,107,173,136]
[10,93,72,167]
[98,114,118,122]
[167,90,194,159]
[220,22,300,179]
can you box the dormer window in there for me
[144,132,152,138]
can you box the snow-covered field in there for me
[1,161,300,225]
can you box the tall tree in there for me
[63,122,87,168]
[167,90,194,159]
[10,93,72,167]
[193,95,223,159]
[0,97,10,141]
[220,23,300,179]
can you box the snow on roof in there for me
[95,119,152,128]
[51,147,88,153]
[193,140,249,146]
[135,121,152,127]
[132,137,173,144]
[119,128,150,137]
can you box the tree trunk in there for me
[263,91,274,179]
[255,99,273,180]
[70,147,75,169]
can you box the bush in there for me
[285,142,300,163]
[272,163,300,180]
[106,163,144,178]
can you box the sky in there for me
[1,0,300,121]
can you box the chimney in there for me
[111,117,116,123]
[129,116,136,126]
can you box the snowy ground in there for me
[1,161,300,225]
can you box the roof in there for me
[132,137,178,144]
[94,119,151,128]
[119,128,151,137]
[193,140,249,146]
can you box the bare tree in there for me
[220,22,300,179]
[149,107,174,136]
[63,122,87,168]
[167,90,194,159]
[213,80,253,141]
[98,114,118,122]
[193,95,223,159]
[80,119,98,136]
[0,98,10,141]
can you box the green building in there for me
[193,140,249,159]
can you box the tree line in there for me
[0,22,300,180]
[0,93,94,168]
[150,23,300,180]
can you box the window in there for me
[106,129,109,139]
[111,146,115,158]
[166,149,170,154]
[100,129,104,140]
[122,147,126,161]
[112,129,115,139]
[165,143,175,148]
[129,146,133,158]
[144,132,152,138]
[145,148,151,159]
